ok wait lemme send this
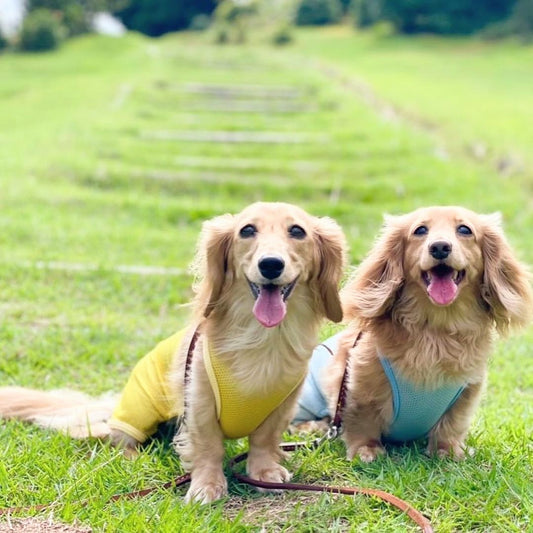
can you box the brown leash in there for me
[0,328,433,532]
[325,330,363,440]
[230,441,433,533]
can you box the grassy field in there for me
[294,26,533,180]
[0,28,532,532]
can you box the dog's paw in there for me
[108,429,141,459]
[185,467,228,504]
[185,477,228,505]
[427,440,470,461]
[347,440,385,463]
[248,462,292,492]
[122,447,140,460]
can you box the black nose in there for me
[258,256,285,280]
[429,240,452,260]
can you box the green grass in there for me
[293,26,533,178]
[0,29,532,531]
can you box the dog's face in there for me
[343,205,532,332]
[231,203,321,327]
[194,202,347,327]
[403,206,484,306]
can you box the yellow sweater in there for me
[108,330,185,443]
[108,329,305,442]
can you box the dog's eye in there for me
[413,225,428,236]
[239,224,257,238]
[457,224,472,236]
[288,225,306,239]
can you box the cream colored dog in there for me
[0,202,347,504]
[323,206,532,462]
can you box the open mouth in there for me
[421,264,465,306]
[247,279,297,302]
[247,277,298,328]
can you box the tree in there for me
[29,0,128,12]
[212,0,258,44]
[353,0,514,35]
[26,0,129,37]
[114,0,216,37]
[295,0,343,26]
[509,0,533,41]
[0,29,8,51]
[19,8,64,51]
[350,0,382,28]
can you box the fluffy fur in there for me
[0,202,346,504]
[323,206,532,462]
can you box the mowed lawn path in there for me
[0,31,531,531]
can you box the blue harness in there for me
[379,355,465,442]
[294,333,465,442]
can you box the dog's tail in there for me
[0,386,117,439]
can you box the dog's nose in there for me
[429,240,452,260]
[258,256,285,280]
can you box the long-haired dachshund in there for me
[0,202,347,503]
[297,206,531,462]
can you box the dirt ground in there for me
[0,517,90,533]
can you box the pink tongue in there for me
[253,286,286,327]
[428,275,457,305]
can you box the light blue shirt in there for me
[379,356,465,442]
[293,333,342,424]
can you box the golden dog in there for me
[323,206,532,462]
[0,202,347,504]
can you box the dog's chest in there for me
[385,330,489,386]
[203,342,306,439]
[379,355,465,442]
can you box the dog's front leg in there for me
[174,353,228,504]
[341,401,386,462]
[427,380,484,460]
[247,392,298,488]
[183,425,227,504]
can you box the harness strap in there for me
[182,327,200,419]
[328,330,362,438]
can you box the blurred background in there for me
[1,0,532,48]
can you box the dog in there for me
[296,206,532,462]
[0,202,347,504]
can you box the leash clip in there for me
[317,423,342,446]
[327,424,341,440]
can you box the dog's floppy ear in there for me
[313,217,347,323]
[480,213,533,334]
[342,215,405,320]
[192,214,235,318]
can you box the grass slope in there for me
[293,26,533,181]
[0,31,531,532]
